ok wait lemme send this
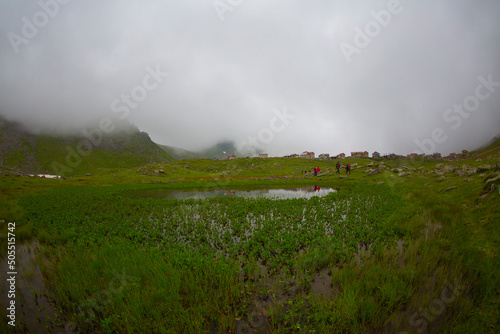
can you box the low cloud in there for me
[1,0,499,156]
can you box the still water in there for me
[124,185,336,200]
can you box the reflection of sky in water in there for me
[166,186,336,200]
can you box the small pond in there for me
[123,185,336,200]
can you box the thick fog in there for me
[1,0,499,156]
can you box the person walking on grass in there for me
[346,163,351,175]
[313,167,317,176]
[336,162,341,174]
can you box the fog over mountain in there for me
[1,0,499,156]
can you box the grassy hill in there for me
[156,144,204,160]
[157,141,245,161]
[0,132,499,332]
[196,140,240,160]
[0,117,172,176]
[473,135,500,157]
[1,145,498,333]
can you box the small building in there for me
[318,153,330,159]
[300,151,315,159]
[372,151,380,158]
[259,153,268,158]
[448,153,457,159]
[227,154,235,160]
[432,153,442,158]
[351,151,369,158]
[409,153,419,159]
[337,153,346,159]
[461,150,469,157]
[383,153,397,160]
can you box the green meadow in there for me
[0,151,499,333]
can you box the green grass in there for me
[0,123,173,176]
[156,143,205,160]
[40,242,242,333]
[0,155,498,333]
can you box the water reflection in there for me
[0,240,65,333]
[125,185,336,200]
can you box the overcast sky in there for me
[1,0,499,156]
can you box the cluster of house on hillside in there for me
[406,150,468,160]
[282,151,376,159]
[227,149,469,160]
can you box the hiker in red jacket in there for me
[346,163,351,175]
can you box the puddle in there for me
[235,262,336,333]
[310,268,334,298]
[0,240,65,333]
[424,220,442,240]
[123,185,336,200]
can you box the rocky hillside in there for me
[0,117,172,176]
[0,118,42,174]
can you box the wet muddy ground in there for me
[1,240,65,333]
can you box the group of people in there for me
[303,167,322,176]
[302,163,351,176]
[336,162,351,175]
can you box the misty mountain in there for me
[195,141,239,160]
[2,1,500,156]
[0,116,172,176]
[156,144,204,160]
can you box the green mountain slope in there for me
[474,135,500,156]
[0,117,172,176]
[156,144,204,160]
[158,141,245,160]
[196,141,239,160]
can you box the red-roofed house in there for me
[351,151,369,158]
[300,151,315,159]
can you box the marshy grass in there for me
[0,155,498,333]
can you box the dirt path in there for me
[475,145,500,157]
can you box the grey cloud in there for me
[1,0,499,156]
